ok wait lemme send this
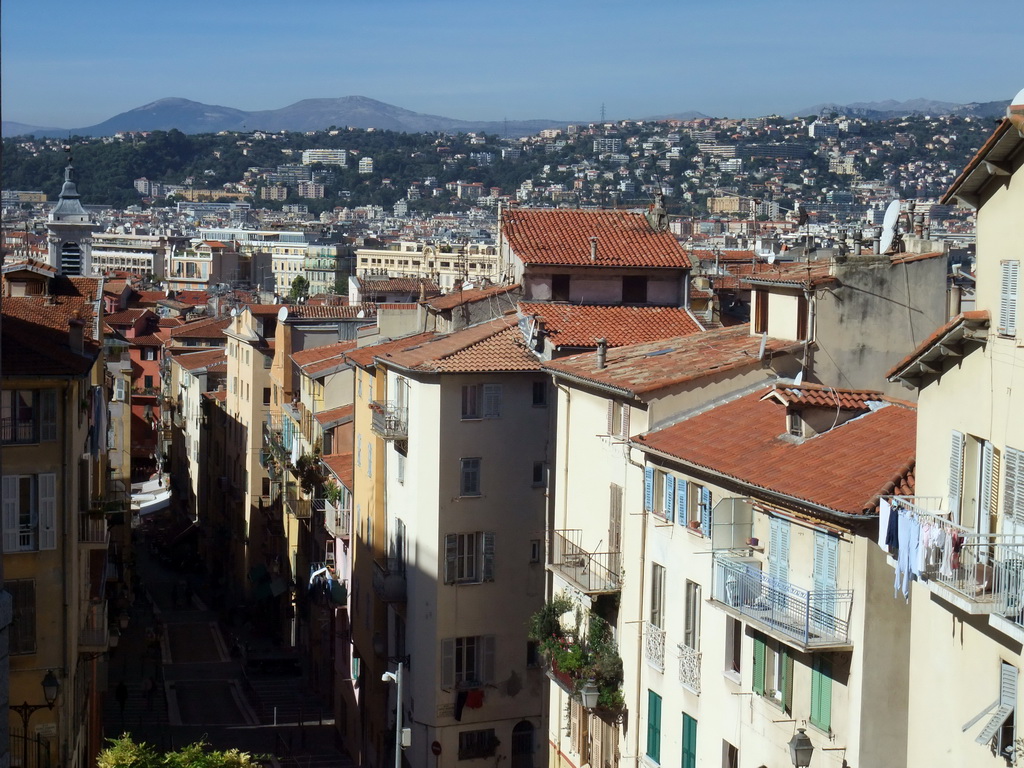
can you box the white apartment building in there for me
[302,149,348,166]
[92,232,186,278]
[359,157,374,175]
[355,240,500,291]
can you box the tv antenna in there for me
[879,199,901,255]
[601,103,606,123]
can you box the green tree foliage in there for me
[97,735,260,767]
[289,275,309,301]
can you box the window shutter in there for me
[3,476,19,553]
[646,690,662,763]
[989,446,1002,521]
[770,517,790,584]
[810,656,833,732]
[40,390,58,441]
[1005,447,1024,524]
[483,385,502,418]
[999,260,1019,336]
[114,377,125,402]
[444,534,457,584]
[700,487,712,536]
[441,638,455,688]
[781,648,794,713]
[664,475,675,522]
[949,430,965,520]
[644,466,654,512]
[980,442,995,537]
[39,473,57,551]
[620,404,630,438]
[676,479,688,526]
[481,635,496,683]
[752,636,766,695]
[682,714,697,768]
[606,401,615,435]
[482,532,495,582]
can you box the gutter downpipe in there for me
[802,286,815,378]
[625,441,648,768]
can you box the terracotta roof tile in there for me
[132,290,167,305]
[345,332,436,368]
[545,324,801,397]
[886,310,990,380]
[764,382,882,410]
[168,316,230,339]
[519,302,703,349]
[501,209,691,269]
[355,276,440,295]
[689,249,757,263]
[322,452,354,491]
[425,284,521,312]
[315,404,354,426]
[282,305,375,320]
[130,333,165,347]
[742,261,836,288]
[889,250,945,265]
[105,308,151,325]
[292,341,357,375]
[2,294,101,376]
[173,347,227,372]
[634,389,917,516]
[203,389,228,402]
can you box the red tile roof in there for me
[545,324,801,397]
[203,389,228,402]
[315,404,354,426]
[130,333,166,348]
[132,290,167,306]
[501,209,691,269]
[634,388,917,516]
[291,341,357,375]
[889,250,945,265]
[2,288,101,376]
[886,310,990,381]
[425,284,521,312]
[369,316,543,373]
[355,276,440,295]
[519,302,704,349]
[764,382,882,411]
[742,261,836,288]
[689,249,757,263]
[322,452,354,491]
[281,305,375,320]
[105,308,152,326]
[173,347,227,372]
[168,316,230,339]
[345,332,436,368]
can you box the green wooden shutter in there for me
[752,636,766,695]
[682,713,697,768]
[781,648,794,713]
[646,690,662,763]
[810,656,833,731]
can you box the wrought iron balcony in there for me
[547,529,621,594]
[79,513,109,548]
[644,621,665,670]
[80,600,109,651]
[324,499,351,540]
[711,554,854,650]
[284,485,311,519]
[370,401,408,440]
[889,496,1024,623]
[677,643,701,694]
[372,558,406,603]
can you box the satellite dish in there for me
[277,306,289,322]
[880,200,900,254]
[230,307,237,317]
[462,282,474,291]
[356,310,365,318]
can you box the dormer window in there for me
[787,411,803,438]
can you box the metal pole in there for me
[394,661,403,768]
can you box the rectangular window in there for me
[3,473,57,553]
[444,532,495,584]
[441,635,496,688]
[608,400,630,437]
[650,563,666,629]
[458,728,498,760]
[460,458,481,496]
[144,375,154,389]
[461,384,501,419]
[552,274,570,302]
[532,461,546,486]
[8,579,35,654]
[530,539,541,563]
[682,714,697,768]
[262,387,271,406]
[999,260,1019,336]
[810,655,833,732]
[532,380,548,406]
[142,347,157,361]
[622,275,648,303]
[1,390,57,444]
[725,616,742,676]
[646,689,662,763]
[753,634,793,711]
[754,290,769,334]
[397,452,406,485]
[683,580,701,650]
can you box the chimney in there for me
[589,237,598,262]
[596,338,608,369]
[69,311,85,355]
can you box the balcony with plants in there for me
[529,594,625,718]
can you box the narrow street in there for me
[103,524,354,767]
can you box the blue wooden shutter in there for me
[644,466,655,512]
[682,713,697,768]
[664,475,675,522]
[676,479,688,526]
[700,486,712,536]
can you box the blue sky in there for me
[2,0,1020,128]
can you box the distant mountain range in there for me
[1,96,565,139]
[2,95,1010,139]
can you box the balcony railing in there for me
[547,529,621,594]
[370,402,408,440]
[677,643,701,694]
[80,600,109,651]
[644,621,665,670]
[284,485,311,519]
[79,514,109,547]
[711,555,853,650]
[372,558,407,603]
[889,497,1024,622]
[263,413,295,460]
[324,499,351,540]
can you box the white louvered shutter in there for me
[770,517,790,583]
[481,532,495,582]
[481,635,496,683]
[483,385,502,418]
[980,441,995,539]
[39,473,57,550]
[444,533,457,584]
[606,401,615,435]
[949,431,965,522]
[999,261,1019,336]
[1004,447,1024,525]
[620,404,630,438]
[441,638,454,688]
[2,476,19,553]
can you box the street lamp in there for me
[11,670,60,768]
[788,727,814,767]
[382,661,410,768]
[579,679,600,710]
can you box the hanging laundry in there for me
[879,498,892,551]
